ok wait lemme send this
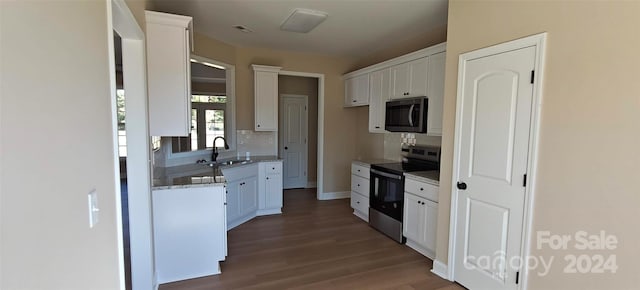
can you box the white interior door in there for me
[279,95,308,189]
[453,46,536,290]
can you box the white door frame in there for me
[278,71,324,199]
[279,94,309,189]
[108,1,155,289]
[447,33,547,289]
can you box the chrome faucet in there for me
[211,136,229,163]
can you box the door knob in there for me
[457,182,467,190]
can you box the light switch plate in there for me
[88,189,99,228]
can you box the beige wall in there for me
[439,1,640,289]
[278,75,319,182]
[194,34,359,192]
[1,1,123,289]
[192,82,226,94]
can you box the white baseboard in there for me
[318,191,349,200]
[256,208,282,216]
[431,259,450,281]
[306,181,317,188]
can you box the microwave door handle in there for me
[408,104,415,127]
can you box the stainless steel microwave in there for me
[385,97,428,133]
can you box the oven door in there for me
[370,168,404,221]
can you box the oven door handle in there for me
[408,104,415,127]
[370,169,403,180]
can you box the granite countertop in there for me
[404,170,440,186]
[153,155,281,190]
[352,158,397,167]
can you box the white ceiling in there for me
[150,0,449,58]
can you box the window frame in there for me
[167,55,236,160]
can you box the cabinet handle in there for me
[272,167,275,170]
[352,100,357,103]
[375,126,380,129]
[356,201,360,204]
[257,124,261,127]
[417,200,420,204]
[266,177,269,180]
[420,188,424,191]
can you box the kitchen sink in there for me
[205,159,252,167]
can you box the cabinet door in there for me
[344,74,370,107]
[403,193,424,243]
[254,70,278,131]
[147,21,191,136]
[390,62,411,99]
[426,52,446,136]
[408,57,429,97]
[368,69,390,133]
[240,177,258,215]
[265,173,283,209]
[225,181,241,224]
[423,200,438,253]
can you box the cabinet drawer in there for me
[351,163,370,179]
[350,192,369,215]
[262,162,282,174]
[405,178,438,202]
[351,174,370,195]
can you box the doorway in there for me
[109,0,155,289]
[448,33,546,290]
[277,75,318,190]
[279,94,309,189]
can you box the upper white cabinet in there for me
[252,65,281,131]
[146,11,193,136]
[426,52,446,136]
[390,57,429,100]
[368,68,390,133]
[342,42,446,135]
[344,74,370,107]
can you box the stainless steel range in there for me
[369,144,440,243]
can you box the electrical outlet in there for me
[88,189,99,228]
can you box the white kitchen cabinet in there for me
[152,185,226,283]
[145,11,193,136]
[368,68,390,133]
[390,57,428,100]
[426,52,446,136]
[258,161,283,215]
[350,162,370,221]
[403,176,438,259]
[344,74,370,107]
[252,65,281,131]
[222,163,259,230]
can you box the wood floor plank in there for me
[159,189,465,290]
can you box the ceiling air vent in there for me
[233,25,253,33]
[280,8,328,33]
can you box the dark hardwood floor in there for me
[159,188,465,290]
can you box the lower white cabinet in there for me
[258,162,283,215]
[152,185,227,283]
[403,176,438,259]
[222,161,283,230]
[350,162,370,221]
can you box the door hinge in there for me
[515,271,520,284]
[523,174,527,187]
[530,70,535,84]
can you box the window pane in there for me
[192,95,226,103]
[206,109,225,148]
[191,109,198,151]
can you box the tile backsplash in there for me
[384,133,441,161]
[236,130,277,157]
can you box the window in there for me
[116,89,127,157]
[172,95,227,153]
[116,89,161,156]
